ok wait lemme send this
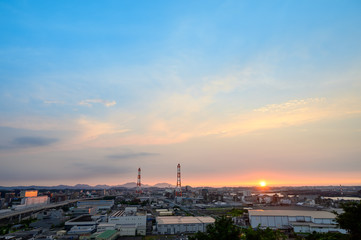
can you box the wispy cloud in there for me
[13,137,58,147]
[0,136,58,150]
[43,100,64,105]
[78,99,116,107]
[107,151,159,160]
[71,162,129,174]
[76,117,130,142]
[254,98,325,113]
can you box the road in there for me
[0,197,103,220]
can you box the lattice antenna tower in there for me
[136,167,142,194]
[175,163,182,196]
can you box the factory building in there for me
[65,215,101,230]
[21,196,49,206]
[68,225,96,235]
[108,207,146,236]
[156,216,215,235]
[20,190,38,198]
[248,210,346,234]
[77,200,114,211]
[13,195,50,210]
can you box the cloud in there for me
[0,137,59,150]
[79,99,116,107]
[71,162,128,174]
[12,137,58,147]
[43,100,64,104]
[107,151,159,160]
[76,118,130,142]
[0,136,58,150]
[254,98,325,113]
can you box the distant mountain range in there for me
[0,182,176,190]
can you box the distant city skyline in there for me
[1,1,361,187]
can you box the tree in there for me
[190,216,287,240]
[305,231,349,240]
[335,201,361,240]
[240,226,286,240]
[190,216,240,240]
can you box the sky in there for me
[0,0,361,187]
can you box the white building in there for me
[156,209,174,216]
[156,216,215,235]
[108,208,146,236]
[248,210,346,234]
[97,223,116,232]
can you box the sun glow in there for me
[260,181,267,187]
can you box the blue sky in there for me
[1,0,361,186]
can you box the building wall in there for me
[20,190,38,198]
[249,214,345,234]
[108,215,146,228]
[97,224,116,232]
[250,215,289,228]
[119,226,136,236]
[157,222,210,234]
[21,196,49,206]
[108,215,146,236]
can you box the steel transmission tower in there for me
[136,167,142,194]
[175,163,182,196]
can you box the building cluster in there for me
[0,190,50,211]
[0,167,360,239]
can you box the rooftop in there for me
[248,210,336,219]
[96,230,118,239]
[67,215,94,222]
[157,216,215,225]
[290,221,337,228]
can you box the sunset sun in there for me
[260,181,267,187]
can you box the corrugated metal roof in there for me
[157,216,215,225]
[248,210,336,219]
[290,221,337,228]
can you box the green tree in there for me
[190,216,240,240]
[240,226,286,240]
[335,201,361,240]
[305,231,349,240]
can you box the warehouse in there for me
[156,216,215,235]
[248,209,346,234]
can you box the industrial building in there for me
[20,190,38,198]
[156,216,215,235]
[68,225,96,235]
[97,223,117,232]
[77,200,114,211]
[65,215,101,230]
[12,195,50,210]
[248,210,346,234]
[94,230,119,240]
[108,207,146,236]
[21,196,49,206]
[70,206,97,216]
